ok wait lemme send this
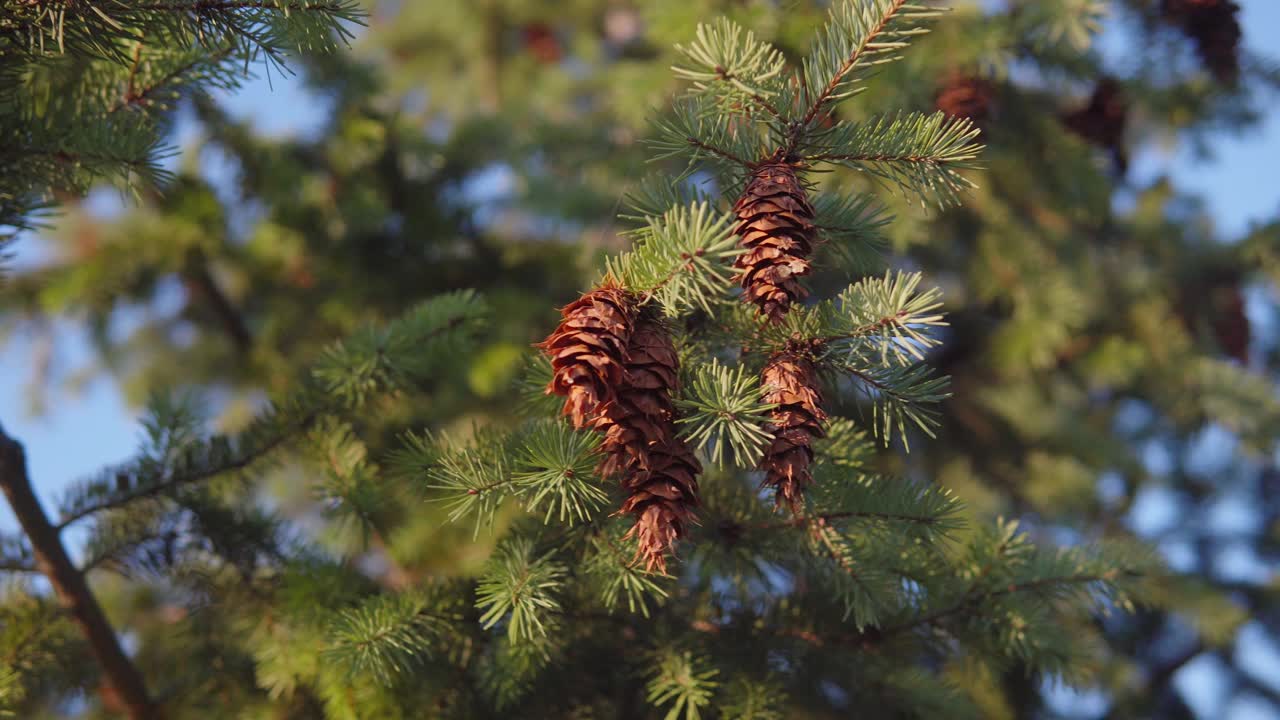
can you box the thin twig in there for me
[54,415,312,533]
[731,508,943,532]
[0,425,163,720]
[785,0,910,155]
[714,67,784,120]
[687,137,753,168]
[879,572,1134,638]
[110,45,237,115]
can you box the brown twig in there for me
[687,137,753,168]
[181,248,252,355]
[0,426,163,720]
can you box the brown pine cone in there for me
[619,434,701,573]
[733,161,816,323]
[760,349,827,511]
[537,283,636,428]
[935,75,995,123]
[594,317,701,572]
[1212,284,1250,365]
[1062,78,1128,174]
[1162,0,1241,83]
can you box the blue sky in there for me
[1,2,1278,716]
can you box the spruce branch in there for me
[819,271,947,365]
[827,360,950,448]
[879,523,1160,657]
[743,508,944,530]
[107,44,240,115]
[514,353,561,418]
[476,631,557,710]
[54,291,486,532]
[0,594,86,715]
[54,409,307,534]
[805,111,982,207]
[792,0,944,147]
[325,589,465,683]
[313,290,488,408]
[423,428,515,534]
[582,521,669,617]
[2,0,364,266]
[716,677,787,720]
[621,175,713,224]
[645,649,719,720]
[672,18,787,121]
[309,420,387,546]
[512,420,607,525]
[675,359,776,468]
[804,518,894,626]
[649,97,762,176]
[737,474,963,538]
[475,538,567,643]
[10,1,364,67]
[809,415,875,470]
[609,201,739,317]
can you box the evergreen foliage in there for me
[0,0,363,275]
[1,0,1277,717]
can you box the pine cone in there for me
[595,318,701,572]
[935,75,994,124]
[521,22,563,64]
[1062,78,1128,174]
[1212,284,1250,365]
[1162,0,1241,83]
[537,283,636,428]
[1179,276,1251,365]
[733,162,816,323]
[760,349,827,511]
[619,434,701,573]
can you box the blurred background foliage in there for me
[2,0,1280,717]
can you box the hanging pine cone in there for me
[1061,78,1128,174]
[594,317,701,572]
[537,283,636,428]
[733,161,816,323]
[1162,0,1241,83]
[934,74,995,124]
[1179,274,1251,365]
[619,434,701,573]
[1212,283,1250,365]
[759,347,826,511]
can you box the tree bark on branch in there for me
[0,424,162,720]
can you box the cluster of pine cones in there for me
[538,285,700,572]
[539,158,829,569]
[731,162,828,510]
